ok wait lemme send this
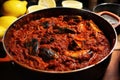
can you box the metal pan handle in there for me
[0,54,11,62]
[96,11,120,28]
[0,42,11,62]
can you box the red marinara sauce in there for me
[8,15,110,71]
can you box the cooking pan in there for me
[93,3,120,28]
[0,7,117,80]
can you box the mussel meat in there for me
[64,50,93,60]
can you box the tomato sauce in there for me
[8,15,110,71]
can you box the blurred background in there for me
[1,0,120,11]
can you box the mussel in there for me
[68,40,81,50]
[24,38,39,56]
[63,15,82,23]
[41,21,49,28]
[39,48,58,61]
[68,38,86,51]
[58,27,76,34]
[53,26,76,34]
[64,50,93,60]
